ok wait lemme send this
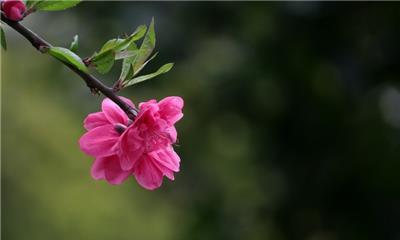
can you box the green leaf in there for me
[35,0,81,11]
[90,25,145,75]
[132,18,156,74]
[97,25,145,55]
[114,25,146,52]
[91,50,115,74]
[115,50,138,60]
[124,63,173,87]
[48,47,88,73]
[25,0,41,9]
[119,43,139,81]
[69,35,78,53]
[1,27,7,51]
[99,39,125,53]
[133,52,158,77]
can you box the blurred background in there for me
[2,2,400,240]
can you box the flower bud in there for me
[1,0,26,21]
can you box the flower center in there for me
[143,131,170,152]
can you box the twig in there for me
[1,13,138,119]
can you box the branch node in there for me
[83,57,92,66]
[38,45,49,53]
[112,79,123,92]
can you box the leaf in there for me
[89,25,145,75]
[132,18,156,74]
[91,50,115,74]
[35,0,81,11]
[132,52,158,77]
[25,0,41,9]
[114,25,146,52]
[119,43,138,81]
[124,63,173,87]
[1,27,7,51]
[99,39,125,53]
[115,50,137,60]
[48,47,88,73]
[69,35,78,53]
[97,25,146,55]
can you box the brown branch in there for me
[1,13,138,119]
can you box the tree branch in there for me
[1,13,138,119]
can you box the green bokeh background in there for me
[2,2,400,240]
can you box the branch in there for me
[1,13,138,119]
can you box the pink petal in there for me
[103,155,132,185]
[134,155,164,190]
[91,157,106,180]
[8,6,23,21]
[2,0,25,21]
[90,156,132,185]
[166,126,177,143]
[163,169,175,180]
[158,166,175,180]
[101,97,134,125]
[79,125,119,157]
[148,147,180,172]
[158,96,184,125]
[84,112,109,131]
[138,99,158,111]
[118,128,144,170]
[119,96,135,108]
[134,102,159,128]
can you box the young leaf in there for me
[25,0,41,9]
[113,25,147,52]
[35,0,81,11]
[132,52,158,77]
[99,38,125,53]
[88,24,146,75]
[132,18,156,74]
[97,25,145,55]
[69,35,79,53]
[1,27,7,50]
[123,63,173,87]
[119,43,139,81]
[91,50,115,74]
[115,50,137,60]
[48,47,88,73]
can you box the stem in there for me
[1,13,138,119]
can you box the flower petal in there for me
[84,112,109,131]
[166,126,177,143]
[79,125,119,157]
[148,147,180,172]
[91,157,107,180]
[158,166,175,180]
[158,96,184,125]
[103,155,132,185]
[134,155,164,190]
[101,97,134,125]
[2,0,26,21]
[90,156,132,185]
[118,128,144,170]
[119,96,135,108]
[138,99,157,111]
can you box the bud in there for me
[1,0,26,21]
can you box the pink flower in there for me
[79,97,135,185]
[119,97,184,190]
[1,0,26,21]
[79,96,184,190]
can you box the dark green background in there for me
[2,2,400,240]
